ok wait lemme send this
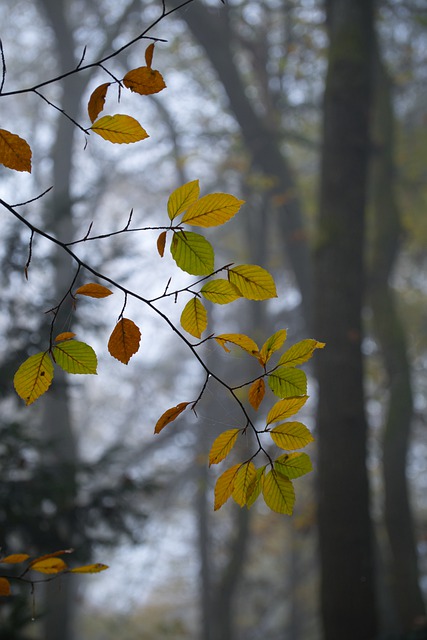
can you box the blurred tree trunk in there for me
[369,36,426,633]
[314,2,377,639]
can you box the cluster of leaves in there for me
[0,549,108,598]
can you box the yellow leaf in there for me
[167,180,200,220]
[154,402,190,434]
[228,265,277,300]
[200,279,242,305]
[278,339,326,367]
[145,43,155,68]
[248,378,265,411]
[69,563,109,574]
[232,461,257,507]
[87,82,110,123]
[123,66,166,95]
[0,554,30,564]
[75,283,113,298]
[180,297,207,339]
[0,128,32,172]
[258,329,288,366]
[157,231,167,257]
[55,332,76,342]
[270,421,314,450]
[215,333,259,356]
[208,428,240,466]
[30,558,67,574]
[246,466,266,508]
[0,578,11,596]
[181,193,244,228]
[266,396,309,426]
[91,114,148,144]
[274,452,313,479]
[262,469,295,515]
[108,318,141,364]
[214,464,240,511]
[53,341,97,374]
[14,352,54,406]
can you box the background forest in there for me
[0,0,427,639]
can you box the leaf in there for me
[157,231,167,257]
[69,563,109,574]
[29,549,73,566]
[228,265,277,300]
[55,332,76,342]
[75,283,113,298]
[266,396,309,426]
[145,43,155,68]
[246,466,266,508]
[52,341,97,374]
[274,452,313,479]
[270,422,314,450]
[108,318,141,364]
[214,464,240,511]
[123,66,166,95]
[232,462,257,507]
[167,180,200,221]
[200,279,242,305]
[91,114,148,144]
[181,193,244,228]
[248,378,265,411]
[154,402,190,434]
[258,329,288,366]
[180,297,207,339]
[268,367,307,398]
[30,558,67,574]
[170,231,214,276]
[0,578,11,597]
[0,554,30,564]
[263,470,295,515]
[209,428,240,466]
[215,333,259,356]
[87,82,110,123]
[14,352,54,406]
[0,128,32,172]
[278,339,326,367]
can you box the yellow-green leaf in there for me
[181,193,244,228]
[262,469,295,515]
[209,428,240,466]
[69,563,109,574]
[52,341,97,374]
[0,554,30,564]
[214,464,240,511]
[0,128,32,172]
[246,466,266,508]
[258,329,288,366]
[108,318,141,364]
[170,231,214,275]
[278,339,325,367]
[30,558,67,574]
[91,114,148,144]
[167,180,200,220]
[232,461,257,507]
[268,367,307,398]
[123,66,166,95]
[87,82,110,123]
[266,396,309,426]
[274,452,313,479]
[228,265,277,300]
[248,378,265,411]
[215,333,259,356]
[180,297,207,339]
[200,279,242,305]
[270,422,314,450]
[14,352,54,406]
[0,578,11,596]
[75,283,113,298]
[154,402,191,434]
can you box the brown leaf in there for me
[157,231,167,257]
[87,82,110,123]
[108,318,141,364]
[145,43,155,68]
[123,67,166,95]
[248,378,265,411]
[154,402,190,434]
[0,129,32,172]
[75,283,113,298]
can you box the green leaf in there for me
[228,265,277,300]
[170,231,214,275]
[262,469,295,515]
[180,297,208,338]
[268,367,307,398]
[266,396,309,426]
[181,193,244,227]
[270,422,314,450]
[52,341,97,374]
[14,352,54,406]
[274,452,313,479]
[200,279,242,305]
[278,339,325,367]
[167,180,200,220]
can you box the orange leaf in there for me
[248,378,265,411]
[55,332,76,342]
[0,554,30,564]
[29,549,73,567]
[87,82,110,123]
[0,129,32,172]
[75,283,113,298]
[157,231,167,257]
[123,67,166,95]
[154,402,190,434]
[145,43,155,68]
[108,318,141,364]
[0,578,11,596]
[69,563,109,574]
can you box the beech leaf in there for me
[123,66,166,95]
[228,265,277,300]
[52,341,97,374]
[209,428,240,466]
[180,297,207,338]
[14,352,54,406]
[108,318,141,364]
[75,283,113,298]
[0,128,32,172]
[91,114,148,144]
[87,82,110,123]
[155,402,191,434]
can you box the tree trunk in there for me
[314,2,377,639]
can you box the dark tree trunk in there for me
[314,2,377,639]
